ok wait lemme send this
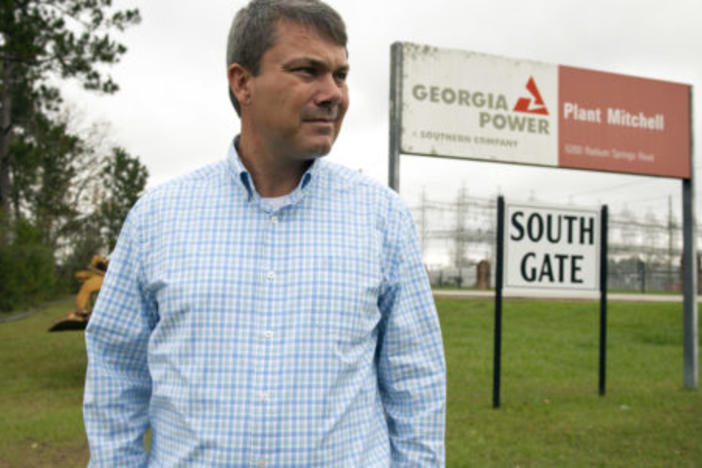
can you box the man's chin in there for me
[300,139,334,159]
[300,150,330,161]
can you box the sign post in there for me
[388,43,402,192]
[682,171,698,388]
[599,205,609,396]
[493,196,505,408]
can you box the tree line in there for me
[0,0,145,312]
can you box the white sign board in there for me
[504,202,600,296]
[401,44,559,167]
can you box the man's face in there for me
[240,20,349,160]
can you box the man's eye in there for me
[334,71,348,82]
[294,67,316,76]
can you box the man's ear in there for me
[228,63,253,109]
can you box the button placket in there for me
[252,208,276,455]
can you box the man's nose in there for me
[314,73,344,107]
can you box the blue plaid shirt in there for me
[83,140,446,467]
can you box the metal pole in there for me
[388,42,403,192]
[682,85,698,389]
[668,195,674,292]
[493,196,505,408]
[599,205,608,396]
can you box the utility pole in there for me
[454,185,467,265]
[420,187,427,257]
[453,185,470,287]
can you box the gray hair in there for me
[226,0,348,116]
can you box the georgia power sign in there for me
[504,202,600,293]
[399,43,690,179]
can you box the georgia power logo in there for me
[411,76,551,135]
[513,77,549,116]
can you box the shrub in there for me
[0,219,56,313]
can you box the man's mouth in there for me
[304,118,335,123]
[302,110,338,123]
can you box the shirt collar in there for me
[227,135,320,206]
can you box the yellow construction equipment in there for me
[49,255,108,332]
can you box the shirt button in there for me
[263,330,273,339]
[260,392,269,401]
[257,459,266,468]
[266,271,276,281]
[270,215,279,225]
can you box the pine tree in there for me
[0,0,140,242]
[98,146,148,252]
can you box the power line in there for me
[567,179,660,197]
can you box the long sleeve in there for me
[83,211,157,467]
[377,205,446,466]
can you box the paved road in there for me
[433,289,693,303]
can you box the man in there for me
[83,0,446,466]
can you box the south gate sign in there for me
[504,202,600,294]
[396,42,690,179]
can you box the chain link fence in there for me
[411,192,698,292]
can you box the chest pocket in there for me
[310,250,382,351]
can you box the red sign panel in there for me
[558,66,691,178]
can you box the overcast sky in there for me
[61,0,702,223]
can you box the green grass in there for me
[0,298,89,467]
[0,297,700,467]
[442,298,702,467]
